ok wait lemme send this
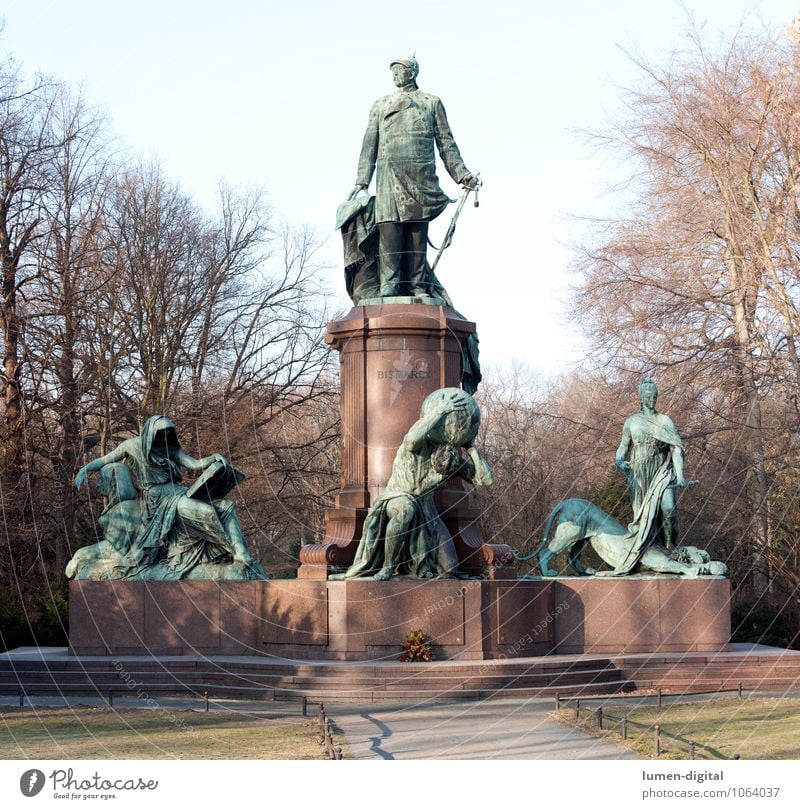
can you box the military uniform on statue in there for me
[349,55,479,299]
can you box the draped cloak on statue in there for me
[610,414,685,576]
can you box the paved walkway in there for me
[0,692,635,759]
[328,697,636,760]
[4,690,797,760]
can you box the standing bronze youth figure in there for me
[615,378,689,551]
[349,56,479,297]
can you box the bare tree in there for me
[0,61,67,488]
[574,20,800,601]
[23,86,111,574]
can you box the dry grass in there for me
[0,706,338,760]
[553,696,800,760]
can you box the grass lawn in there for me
[553,696,800,760]
[0,706,340,759]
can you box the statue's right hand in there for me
[348,185,367,201]
[616,460,632,474]
[74,467,89,489]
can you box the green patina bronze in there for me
[338,55,479,304]
[332,388,492,581]
[335,56,483,394]
[519,499,727,578]
[517,378,727,578]
[615,376,687,553]
[68,415,267,581]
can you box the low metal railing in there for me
[555,686,746,760]
[318,702,343,760]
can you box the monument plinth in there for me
[69,576,730,659]
[65,55,733,671]
[299,303,510,579]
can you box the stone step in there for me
[628,677,800,690]
[0,667,623,692]
[0,661,621,680]
[3,647,795,702]
[1,679,632,703]
[0,661,621,677]
[621,657,800,667]
[623,663,800,674]
[619,665,800,681]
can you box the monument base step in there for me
[1,644,797,702]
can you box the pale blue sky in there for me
[1,0,797,374]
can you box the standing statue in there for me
[615,377,689,555]
[345,55,480,299]
[516,379,722,578]
[333,388,492,580]
[68,415,266,580]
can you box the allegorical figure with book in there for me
[68,415,266,580]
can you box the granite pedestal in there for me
[69,576,730,660]
[298,303,507,578]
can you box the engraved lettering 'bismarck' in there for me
[377,369,432,380]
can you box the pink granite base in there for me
[552,576,731,654]
[69,576,730,660]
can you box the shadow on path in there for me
[362,713,395,760]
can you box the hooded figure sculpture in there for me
[72,415,265,580]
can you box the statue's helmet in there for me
[390,55,419,78]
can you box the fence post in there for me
[204,691,209,712]
[574,700,580,720]
[596,706,603,730]
[108,691,113,708]
[689,741,695,760]
[738,682,743,699]
[302,696,308,717]
[654,724,661,757]
[555,692,560,712]
[19,688,24,708]
[621,715,627,741]
[657,688,662,712]
[335,746,343,760]
[325,717,334,759]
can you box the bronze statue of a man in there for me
[349,56,479,298]
[615,378,689,551]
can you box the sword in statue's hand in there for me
[430,172,481,275]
